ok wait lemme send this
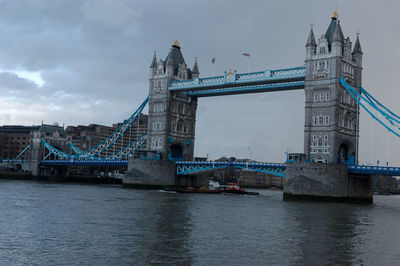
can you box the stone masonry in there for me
[304,13,363,164]
[147,40,199,161]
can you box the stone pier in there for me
[283,162,373,203]
[123,159,177,189]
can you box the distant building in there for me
[373,175,398,192]
[0,125,35,159]
[112,113,148,149]
[0,124,66,160]
[66,113,148,155]
[66,124,115,152]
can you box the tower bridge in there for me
[14,12,400,202]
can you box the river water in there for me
[0,180,399,265]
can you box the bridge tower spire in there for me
[304,13,363,164]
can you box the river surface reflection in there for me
[0,180,399,265]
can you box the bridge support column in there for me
[283,162,373,203]
[28,134,42,176]
[123,159,208,188]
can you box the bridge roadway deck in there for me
[168,67,305,97]
[37,160,400,177]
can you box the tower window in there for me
[313,115,329,126]
[325,92,330,101]
[324,116,329,126]
[320,47,326,54]
[313,116,318,126]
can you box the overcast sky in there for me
[0,0,399,165]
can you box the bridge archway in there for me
[169,144,183,161]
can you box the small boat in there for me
[209,180,221,190]
[224,182,259,195]
[224,183,246,194]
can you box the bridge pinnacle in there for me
[332,7,338,20]
[173,38,180,49]
[306,27,316,47]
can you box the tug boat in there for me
[224,182,259,195]
[224,183,246,194]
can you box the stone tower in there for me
[304,12,363,164]
[147,40,199,161]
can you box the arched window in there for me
[177,120,184,132]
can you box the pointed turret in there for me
[306,28,316,47]
[352,35,363,55]
[166,55,174,76]
[192,58,199,78]
[150,51,157,69]
[150,51,157,78]
[352,35,363,67]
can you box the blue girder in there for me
[187,81,304,97]
[169,67,305,97]
[42,133,147,160]
[40,159,128,166]
[348,165,400,176]
[15,145,30,159]
[41,97,149,161]
[176,161,400,177]
[175,161,286,177]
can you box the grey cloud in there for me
[0,72,38,93]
